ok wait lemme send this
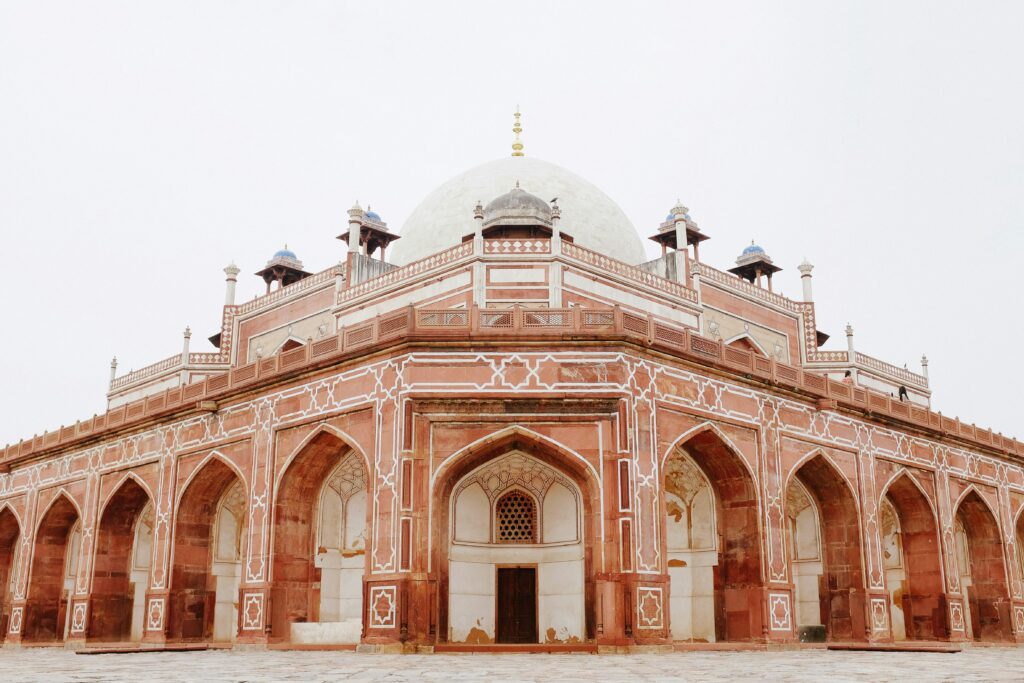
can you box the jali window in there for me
[495,490,537,543]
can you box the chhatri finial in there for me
[511,106,524,157]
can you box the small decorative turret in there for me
[921,354,929,379]
[109,356,118,386]
[728,241,782,291]
[255,245,312,294]
[337,203,400,261]
[649,201,709,262]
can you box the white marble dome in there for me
[391,156,648,265]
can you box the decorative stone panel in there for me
[768,592,792,631]
[369,585,397,629]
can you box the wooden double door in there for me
[496,567,537,644]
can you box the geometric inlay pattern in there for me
[496,490,537,544]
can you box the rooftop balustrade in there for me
[3,305,1019,468]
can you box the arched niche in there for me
[447,450,584,645]
[664,428,763,643]
[24,494,80,643]
[954,490,1012,642]
[881,474,946,641]
[89,477,153,642]
[787,454,866,642]
[168,457,246,643]
[270,429,368,645]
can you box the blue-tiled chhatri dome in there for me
[741,243,766,257]
[365,209,382,222]
[273,247,299,261]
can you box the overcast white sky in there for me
[0,1,1021,446]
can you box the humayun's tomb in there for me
[1,113,1022,653]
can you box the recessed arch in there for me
[97,471,154,520]
[434,431,599,645]
[89,476,154,642]
[786,452,866,642]
[24,492,80,643]
[173,450,247,517]
[168,456,245,642]
[953,489,1012,642]
[269,427,367,644]
[272,423,372,496]
[879,472,947,640]
[431,425,601,495]
[663,425,763,642]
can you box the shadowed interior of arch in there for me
[169,458,244,642]
[270,430,367,644]
[880,475,946,640]
[89,478,152,642]
[24,495,80,642]
[665,429,763,642]
[0,508,20,641]
[788,454,866,642]
[955,490,1012,642]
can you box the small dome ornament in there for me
[482,183,552,228]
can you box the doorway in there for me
[496,567,537,644]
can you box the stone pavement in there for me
[0,647,1021,682]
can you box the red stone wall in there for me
[0,346,1021,648]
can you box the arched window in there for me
[495,490,537,543]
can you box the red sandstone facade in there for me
[1,171,1022,652]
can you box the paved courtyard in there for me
[0,647,1021,682]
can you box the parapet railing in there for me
[236,264,343,315]
[4,305,1019,467]
[692,261,806,313]
[855,351,928,389]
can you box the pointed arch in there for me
[275,337,307,355]
[879,471,947,640]
[432,427,600,645]
[784,449,861,512]
[24,491,81,643]
[168,454,245,642]
[173,450,247,516]
[89,475,154,642]
[787,451,866,642]
[952,485,1002,526]
[33,490,82,538]
[432,425,601,492]
[98,471,154,520]
[954,488,1012,642]
[878,468,939,522]
[724,333,769,357]
[269,425,368,642]
[273,423,372,495]
[663,423,763,642]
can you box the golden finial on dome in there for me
[511,106,524,157]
